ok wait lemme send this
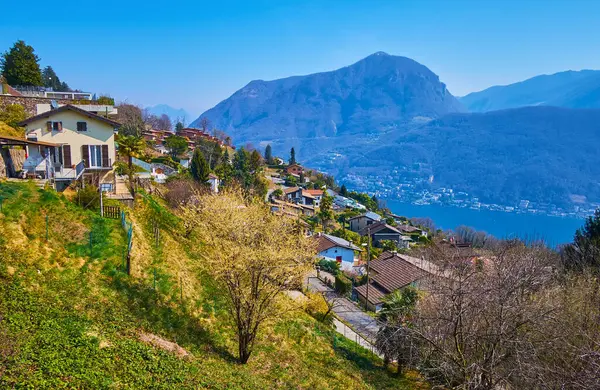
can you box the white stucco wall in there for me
[24,110,116,168]
[319,247,356,270]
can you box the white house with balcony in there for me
[18,104,120,190]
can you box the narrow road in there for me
[307,276,381,342]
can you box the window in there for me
[100,183,113,192]
[336,256,342,263]
[88,145,103,168]
[51,121,62,131]
[77,122,87,132]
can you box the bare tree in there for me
[199,117,210,133]
[116,103,145,136]
[156,114,172,132]
[406,242,559,389]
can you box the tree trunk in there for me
[238,332,252,364]
[394,361,402,377]
[128,156,134,196]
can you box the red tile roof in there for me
[304,189,324,196]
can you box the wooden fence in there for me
[103,205,121,219]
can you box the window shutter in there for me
[63,145,72,167]
[57,122,63,132]
[77,122,87,132]
[81,145,89,168]
[46,121,52,131]
[101,145,109,167]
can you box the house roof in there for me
[367,252,427,294]
[286,163,303,169]
[271,199,303,210]
[0,135,58,147]
[355,283,388,305]
[284,187,301,194]
[397,224,421,233]
[348,211,382,222]
[304,189,324,196]
[358,221,402,236]
[301,190,315,199]
[315,233,363,253]
[18,104,121,127]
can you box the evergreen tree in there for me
[564,209,600,271]
[215,150,234,186]
[164,135,188,158]
[289,147,296,165]
[340,184,348,197]
[190,149,210,184]
[264,144,273,165]
[299,171,305,184]
[175,122,184,134]
[1,40,43,86]
[250,149,263,172]
[42,66,70,91]
[233,147,252,187]
[371,195,379,210]
[318,193,334,232]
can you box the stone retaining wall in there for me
[0,95,74,116]
[0,148,26,178]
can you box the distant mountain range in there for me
[191,53,600,207]
[145,104,191,125]
[191,52,464,144]
[460,70,600,112]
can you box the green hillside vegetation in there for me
[0,120,24,137]
[0,181,425,389]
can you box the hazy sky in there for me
[2,0,599,118]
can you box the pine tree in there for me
[340,184,348,197]
[289,147,296,165]
[190,149,210,184]
[42,66,70,91]
[264,144,273,165]
[175,122,184,134]
[250,149,263,172]
[1,40,43,86]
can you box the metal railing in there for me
[75,161,85,179]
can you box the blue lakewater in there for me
[385,200,585,246]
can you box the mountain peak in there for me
[371,51,390,57]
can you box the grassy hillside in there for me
[0,181,425,389]
[0,120,24,137]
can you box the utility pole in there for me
[366,226,371,311]
[99,182,104,217]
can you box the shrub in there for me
[318,259,340,275]
[335,273,352,296]
[74,185,100,210]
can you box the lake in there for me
[385,200,585,246]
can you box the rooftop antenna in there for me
[50,100,59,110]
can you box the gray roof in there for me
[322,233,363,251]
[348,211,383,222]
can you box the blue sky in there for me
[1,0,599,119]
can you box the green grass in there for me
[0,181,426,389]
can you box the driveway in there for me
[307,276,381,342]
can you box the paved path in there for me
[307,276,381,342]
